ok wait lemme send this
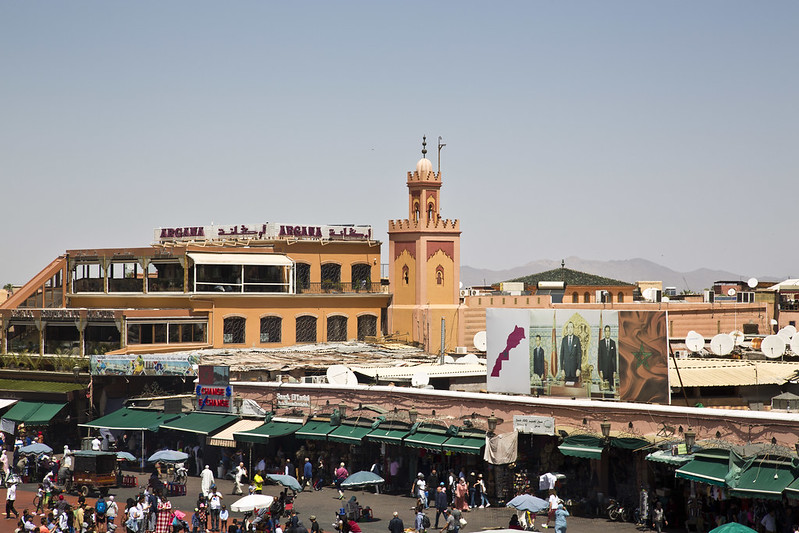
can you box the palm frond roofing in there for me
[507,267,634,287]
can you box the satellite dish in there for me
[459,281,463,289]
[685,332,705,353]
[761,335,786,359]
[730,330,745,345]
[662,296,670,302]
[785,325,797,337]
[443,355,455,364]
[710,334,734,356]
[459,353,481,364]
[473,331,487,352]
[777,327,793,343]
[411,372,430,388]
[747,277,758,289]
[326,365,358,386]
[727,288,737,297]
[790,335,799,355]
[642,288,655,301]
[771,319,779,326]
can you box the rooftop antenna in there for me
[437,136,446,175]
[561,259,566,282]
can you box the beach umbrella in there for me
[19,443,53,455]
[506,494,549,513]
[116,451,136,462]
[340,470,385,489]
[230,494,275,513]
[709,523,758,533]
[173,510,187,521]
[266,474,303,492]
[147,450,189,463]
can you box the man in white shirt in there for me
[415,473,427,508]
[91,436,102,451]
[106,495,119,528]
[208,487,223,532]
[234,462,247,495]
[5,481,19,519]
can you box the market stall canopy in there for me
[186,252,293,267]
[558,434,604,460]
[728,458,799,500]
[675,449,733,487]
[327,423,372,445]
[366,422,412,445]
[80,408,183,432]
[159,412,239,435]
[266,474,302,492]
[0,399,18,410]
[709,522,758,533]
[340,471,384,488]
[148,450,189,463]
[230,494,274,513]
[645,445,699,466]
[116,451,136,462]
[232,418,302,444]
[442,430,487,455]
[404,427,450,453]
[207,419,264,447]
[2,401,67,425]
[506,494,549,513]
[295,418,337,441]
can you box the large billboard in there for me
[486,309,669,404]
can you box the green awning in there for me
[367,427,410,445]
[442,434,486,455]
[610,437,650,451]
[80,408,183,432]
[404,431,449,452]
[160,412,239,435]
[327,424,372,444]
[729,460,797,500]
[675,451,730,487]
[295,419,336,441]
[233,421,302,444]
[0,379,86,394]
[558,434,604,460]
[2,401,67,425]
[784,476,799,500]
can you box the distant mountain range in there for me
[461,257,782,292]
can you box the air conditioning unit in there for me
[302,376,324,384]
[704,290,715,303]
[455,347,468,355]
[469,289,479,296]
[459,289,469,298]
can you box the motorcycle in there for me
[173,462,188,484]
[607,498,630,522]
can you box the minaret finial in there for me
[421,135,427,158]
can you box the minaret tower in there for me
[388,137,461,354]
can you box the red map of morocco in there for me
[490,325,526,377]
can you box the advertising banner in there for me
[487,309,669,403]
[91,353,199,376]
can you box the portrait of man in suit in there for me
[532,334,546,380]
[598,325,617,390]
[559,321,582,382]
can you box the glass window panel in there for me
[327,316,347,342]
[260,317,282,343]
[223,317,246,344]
[296,316,317,343]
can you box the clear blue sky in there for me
[2,1,797,285]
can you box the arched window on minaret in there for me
[436,265,444,285]
[402,265,409,285]
[427,202,435,223]
[413,202,420,224]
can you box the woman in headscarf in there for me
[454,477,469,512]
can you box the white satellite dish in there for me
[730,330,745,345]
[459,281,463,289]
[326,365,358,386]
[662,296,670,302]
[785,325,797,337]
[411,372,430,388]
[761,335,786,359]
[685,332,705,353]
[727,288,737,297]
[459,353,481,364]
[642,288,654,301]
[473,331,487,352]
[778,327,793,343]
[771,319,779,326]
[443,355,456,364]
[747,277,758,289]
[710,334,734,356]
[790,335,799,355]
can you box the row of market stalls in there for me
[80,407,488,475]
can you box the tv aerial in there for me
[685,331,705,354]
[761,335,786,359]
[710,334,734,356]
[473,331,487,353]
[326,365,359,386]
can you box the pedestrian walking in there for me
[652,502,667,533]
[387,512,403,533]
[434,486,447,528]
[554,501,569,533]
[5,479,19,520]
[334,463,349,500]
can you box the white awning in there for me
[206,418,265,447]
[187,253,293,267]
[0,399,19,410]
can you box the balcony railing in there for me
[296,281,383,294]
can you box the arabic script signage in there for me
[276,393,311,408]
[513,415,555,435]
[155,223,373,243]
